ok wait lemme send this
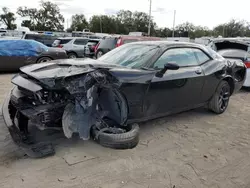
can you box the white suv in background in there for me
[52,37,99,58]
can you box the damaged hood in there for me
[19,58,155,88]
[20,58,122,79]
[19,58,125,87]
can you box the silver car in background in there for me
[52,37,100,58]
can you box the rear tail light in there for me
[58,44,63,48]
[91,45,95,50]
[244,61,250,68]
[94,43,100,52]
[116,38,122,47]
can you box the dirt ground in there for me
[1,73,250,188]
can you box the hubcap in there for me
[69,54,76,59]
[97,51,103,58]
[41,59,49,62]
[218,85,230,111]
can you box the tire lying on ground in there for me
[91,123,140,149]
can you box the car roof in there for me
[57,37,89,40]
[104,35,161,40]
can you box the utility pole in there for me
[172,10,176,37]
[148,0,152,36]
[100,17,102,33]
[223,25,225,37]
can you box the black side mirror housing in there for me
[155,63,179,78]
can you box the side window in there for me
[192,48,210,64]
[74,39,88,45]
[153,48,198,69]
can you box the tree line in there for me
[1,0,250,38]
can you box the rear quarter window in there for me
[59,39,72,44]
[192,48,210,64]
[73,39,89,45]
[99,38,117,49]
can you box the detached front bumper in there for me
[1,88,55,158]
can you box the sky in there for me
[1,0,250,30]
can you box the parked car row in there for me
[52,37,100,58]
[94,35,161,58]
[0,34,163,71]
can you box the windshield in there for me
[98,44,159,68]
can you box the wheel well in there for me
[222,77,234,95]
[36,56,53,63]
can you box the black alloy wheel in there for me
[218,84,230,111]
[209,81,231,114]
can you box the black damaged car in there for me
[2,41,246,158]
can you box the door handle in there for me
[195,68,202,74]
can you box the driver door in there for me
[144,47,206,118]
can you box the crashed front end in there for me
[2,64,128,157]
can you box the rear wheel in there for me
[96,50,103,59]
[37,57,52,63]
[67,52,77,59]
[209,81,231,114]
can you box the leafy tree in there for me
[213,19,248,37]
[66,28,73,32]
[154,27,172,37]
[0,7,16,29]
[17,1,64,31]
[21,20,34,29]
[116,10,134,33]
[71,14,88,31]
[89,15,117,33]
[17,7,39,30]
[175,22,195,38]
[193,26,212,38]
[132,11,151,33]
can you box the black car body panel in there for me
[2,41,246,157]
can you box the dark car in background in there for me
[208,38,250,87]
[22,33,57,47]
[52,37,100,58]
[0,39,67,71]
[95,35,161,58]
[2,41,246,157]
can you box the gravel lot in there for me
[0,73,250,188]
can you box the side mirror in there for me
[155,63,179,78]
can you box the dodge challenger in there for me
[2,41,246,157]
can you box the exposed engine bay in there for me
[9,69,128,140]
